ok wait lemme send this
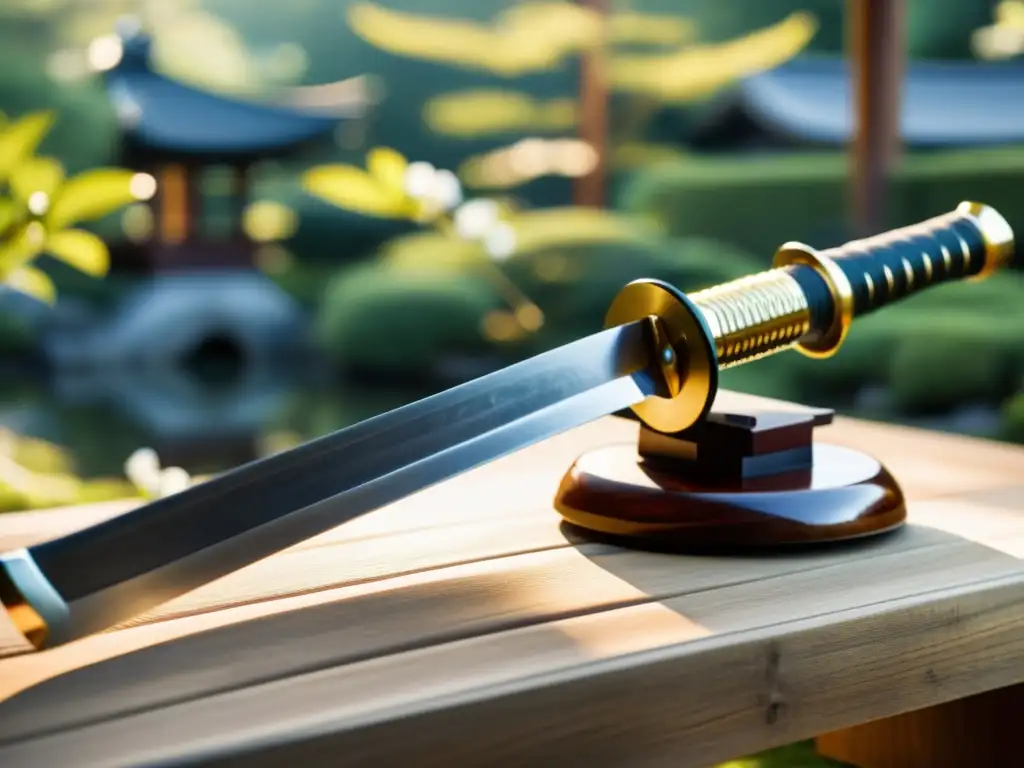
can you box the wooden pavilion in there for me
[96,25,368,272]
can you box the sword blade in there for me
[5,320,657,646]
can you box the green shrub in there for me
[504,234,763,345]
[0,309,37,356]
[619,148,1024,265]
[780,273,1024,409]
[887,327,1020,414]
[315,205,769,376]
[1004,393,1024,444]
[316,263,502,374]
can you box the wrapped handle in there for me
[772,201,1014,358]
[686,201,1014,370]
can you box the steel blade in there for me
[8,320,658,645]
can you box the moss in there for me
[619,148,1024,265]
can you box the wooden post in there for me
[573,0,609,208]
[817,683,1024,767]
[158,164,189,246]
[848,0,906,236]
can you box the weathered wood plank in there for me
[0,521,978,737]
[2,501,1024,766]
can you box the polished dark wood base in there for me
[553,441,906,550]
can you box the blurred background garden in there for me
[0,0,1023,511]
[2,1,1024,764]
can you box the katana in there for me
[0,201,1014,650]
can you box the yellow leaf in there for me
[242,200,299,242]
[380,230,484,271]
[0,199,18,238]
[366,147,408,191]
[10,156,65,204]
[609,13,696,46]
[44,228,110,277]
[347,2,594,76]
[0,222,46,278]
[610,12,818,102]
[46,168,137,230]
[0,111,55,183]
[302,164,416,219]
[424,91,576,138]
[5,265,55,304]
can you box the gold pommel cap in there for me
[956,201,1015,279]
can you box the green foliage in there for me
[780,274,1024,412]
[887,327,1020,414]
[504,232,761,343]
[316,206,764,376]
[0,308,37,355]
[302,147,423,220]
[0,427,137,514]
[1003,392,1024,444]
[0,110,141,303]
[317,262,502,374]
[619,148,1024,265]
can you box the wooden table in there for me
[1,391,1024,767]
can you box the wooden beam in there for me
[848,0,906,236]
[573,0,610,208]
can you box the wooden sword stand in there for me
[554,402,907,551]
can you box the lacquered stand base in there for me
[553,441,906,551]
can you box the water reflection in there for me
[0,360,427,480]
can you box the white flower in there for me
[124,447,192,499]
[27,192,49,216]
[403,161,437,200]
[157,466,192,497]
[124,448,159,490]
[429,169,463,211]
[484,221,517,262]
[453,199,500,240]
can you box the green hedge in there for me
[776,272,1024,413]
[317,264,502,375]
[317,227,1024,420]
[619,148,1024,266]
[316,223,765,376]
[1004,392,1024,444]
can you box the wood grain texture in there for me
[0,390,1023,767]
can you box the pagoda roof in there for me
[691,55,1024,149]
[102,31,363,158]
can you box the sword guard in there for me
[553,400,906,550]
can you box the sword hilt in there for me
[609,201,1015,434]
[771,201,1014,359]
